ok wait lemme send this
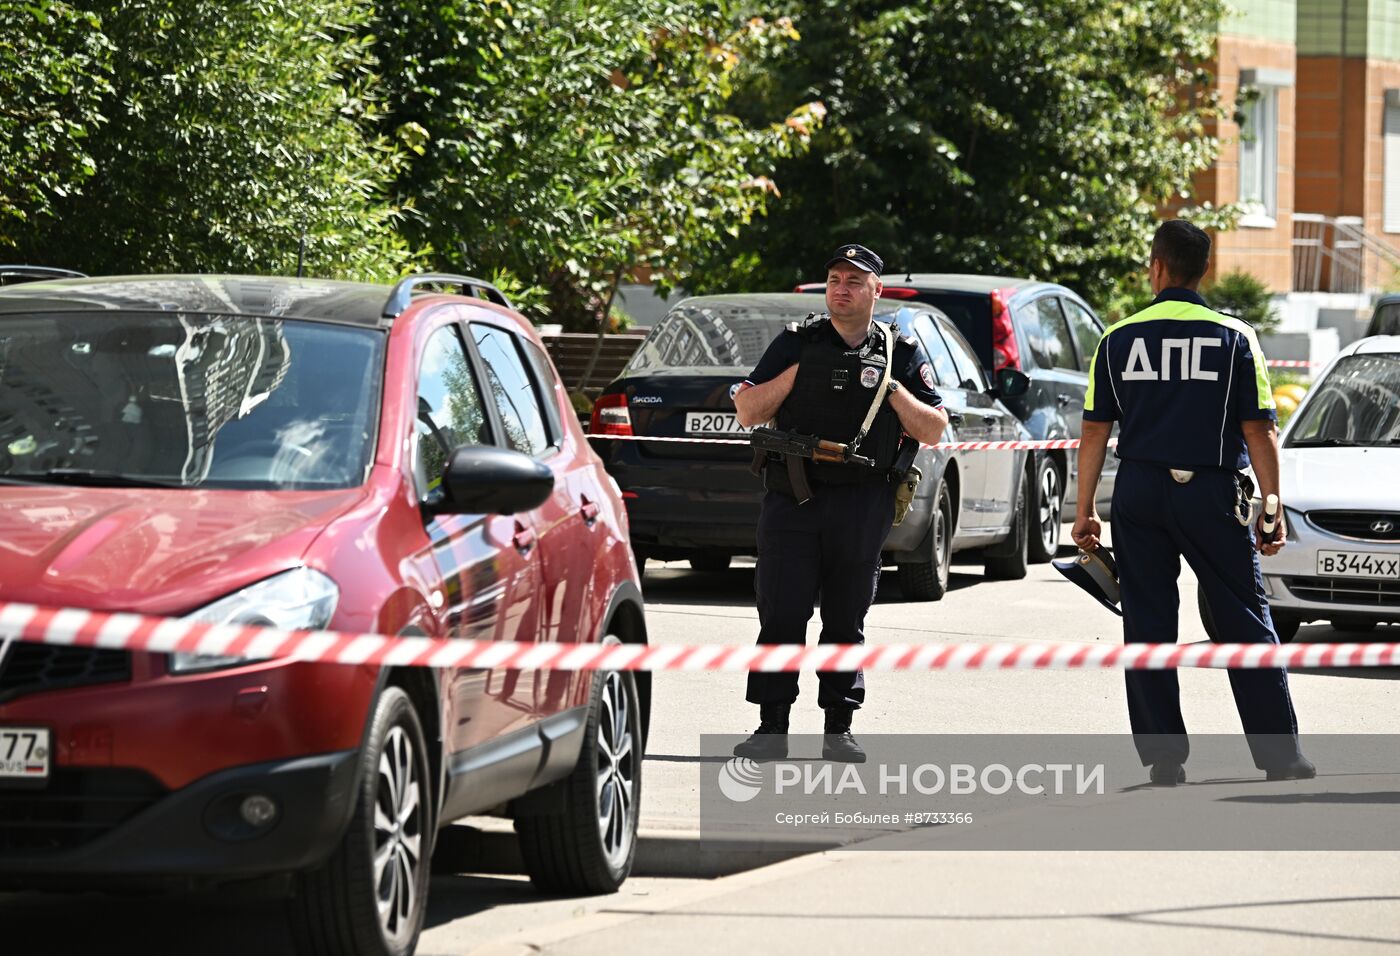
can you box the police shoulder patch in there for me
[919,362,936,391]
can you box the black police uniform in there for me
[743,306,943,712]
[1084,287,1302,771]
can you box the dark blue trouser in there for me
[746,481,895,709]
[1113,459,1301,770]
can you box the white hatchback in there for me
[1254,335,1400,639]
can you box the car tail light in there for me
[879,287,919,300]
[589,392,633,436]
[990,288,1021,371]
[793,283,823,293]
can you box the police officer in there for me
[730,244,949,762]
[1071,219,1315,785]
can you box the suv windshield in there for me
[0,312,384,490]
[626,306,793,372]
[1286,353,1400,448]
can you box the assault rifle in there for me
[749,426,875,504]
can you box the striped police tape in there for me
[592,434,1101,450]
[1,601,1396,671]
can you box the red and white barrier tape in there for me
[591,434,1109,451]
[1,602,1395,671]
[1266,360,1320,368]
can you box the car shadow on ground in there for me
[0,890,294,954]
[1289,622,1400,680]
[641,562,983,608]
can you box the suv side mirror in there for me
[433,445,554,515]
[990,367,1031,399]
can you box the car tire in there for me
[1197,589,1301,643]
[898,479,952,601]
[689,551,731,573]
[984,469,1030,581]
[516,666,641,894]
[288,687,432,956]
[1027,455,1063,565]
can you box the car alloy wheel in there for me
[374,726,424,945]
[1028,456,1062,564]
[596,670,636,869]
[515,648,642,894]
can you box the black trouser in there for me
[1113,459,1301,770]
[746,481,895,709]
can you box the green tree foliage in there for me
[378,0,820,329]
[0,2,113,248]
[12,0,413,279]
[689,0,1226,307]
[1203,267,1280,333]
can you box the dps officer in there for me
[1072,219,1314,784]
[731,244,949,762]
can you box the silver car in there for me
[1201,335,1400,640]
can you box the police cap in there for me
[824,243,884,276]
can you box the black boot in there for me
[733,704,790,761]
[822,705,866,763]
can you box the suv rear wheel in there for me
[289,687,431,956]
[1027,455,1063,564]
[516,663,640,893]
[898,479,952,601]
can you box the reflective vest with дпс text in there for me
[1082,300,1277,471]
[772,318,904,485]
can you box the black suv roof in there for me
[0,273,511,327]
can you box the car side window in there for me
[521,339,565,448]
[1026,297,1078,371]
[472,323,551,456]
[416,323,490,502]
[937,318,988,391]
[1061,299,1104,370]
[913,315,962,389]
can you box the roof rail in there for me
[382,273,513,318]
[0,265,88,284]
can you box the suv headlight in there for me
[169,567,340,674]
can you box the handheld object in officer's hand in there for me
[1052,547,1123,616]
[1261,494,1280,536]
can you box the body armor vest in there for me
[768,319,904,492]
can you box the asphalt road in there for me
[4,530,1397,954]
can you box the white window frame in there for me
[1237,68,1292,229]
[1238,87,1277,224]
[1384,89,1400,233]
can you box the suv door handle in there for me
[1056,393,1074,407]
[946,410,964,427]
[513,522,536,554]
[579,496,600,525]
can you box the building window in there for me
[1238,84,1278,223]
[1385,90,1400,233]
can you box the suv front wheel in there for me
[289,687,432,956]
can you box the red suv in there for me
[0,273,647,955]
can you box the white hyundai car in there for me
[1222,336,1400,641]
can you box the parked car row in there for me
[0,271,646,956]
[590,273,1122,595]
[589,294,1034,598]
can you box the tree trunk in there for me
[578,266,627,390]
